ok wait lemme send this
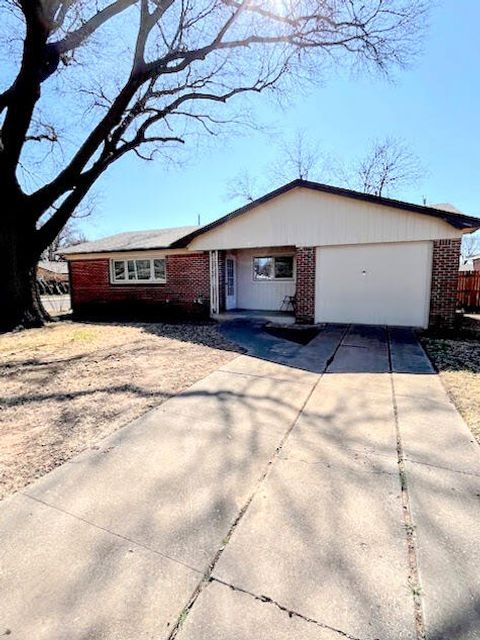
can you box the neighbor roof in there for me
[172,179,480,247]
[38,260,69,274]
[61,226,199,255]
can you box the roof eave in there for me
[60,244,176,257]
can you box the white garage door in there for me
[315,242,432,327]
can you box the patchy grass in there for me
[0,320,240,500]
[422,314,480,444]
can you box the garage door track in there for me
[0,324,479,640]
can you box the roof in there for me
[38,260,69,274]
[172,179,480,247]
[433,203,465,214]
[61,226,199,255]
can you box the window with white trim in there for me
[111,258,166,283]
[253,255,294,281]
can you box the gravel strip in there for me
[422,335,480,444]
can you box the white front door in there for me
[225,256,237,310]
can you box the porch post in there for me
[209,250,219,316]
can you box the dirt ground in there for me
[0,320,240,500]
[422,315,480,445]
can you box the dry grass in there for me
[422,315,480,444]
[0,320,240,500]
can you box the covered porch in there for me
[209,246,300,321]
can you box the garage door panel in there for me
[315,242,432,327]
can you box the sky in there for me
[80,0,480,240]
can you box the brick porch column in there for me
[429,238,461,329]
[295,247,316,324]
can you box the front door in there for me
[225,256,237,310]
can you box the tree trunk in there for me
[0,216,50,332]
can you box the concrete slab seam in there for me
[217,366,314,383]
[404,457,480,479]
[20,492,203,576]
[386,327,426,640]
[210,576,366,640]
[165,325,350,639]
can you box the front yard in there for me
[422,315,480,445]
[0,320,239,500]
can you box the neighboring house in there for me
[37,260,69,283]
[459,260,473,272]
[459,255,480,271]
[61,179,480,329]
[37,261,69,294]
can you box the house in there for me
[37,260,69,294]
[459,254,480,271]
[62,179,480,329]
[470,255,480,271]
[37,260,69,283]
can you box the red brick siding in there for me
[295,247,316,324]
[70,252,210,317]
[429,238,461,328]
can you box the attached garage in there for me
[315,242,433,327]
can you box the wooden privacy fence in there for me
[458,271,480,310]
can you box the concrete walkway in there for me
[1,324,479,639]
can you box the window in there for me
[111,257,166,283]
[253,255,294,281]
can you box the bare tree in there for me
[41,221,88,262]
[0,0,428,330]
[226,169,259,203]
[461,233,480,267]
[356,137,424,197]
[271,130,322,182]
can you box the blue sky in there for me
[82,1,480,240]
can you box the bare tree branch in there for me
[0,0,430,328]
[357,137,424,197]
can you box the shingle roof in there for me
[172,179,480,247]
[61,226,199,255]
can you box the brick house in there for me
[62,179,480,329]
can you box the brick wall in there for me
[429,238,461,328]
[69,252,210,318]
[295,247,316,324]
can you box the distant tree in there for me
[461,233,480,267]
[41,221,87,262]
[271,131,322,182]
[356,137,424,197]
[226,169,259,204]
[0,0,428,330]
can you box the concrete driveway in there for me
[1,324,479,639]
[41,294,71,315]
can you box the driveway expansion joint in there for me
[386,328,426,640]
[404,456,480,478]
[209,576,369,640]
[20,492,203,576]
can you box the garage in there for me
[315,242,433,327]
